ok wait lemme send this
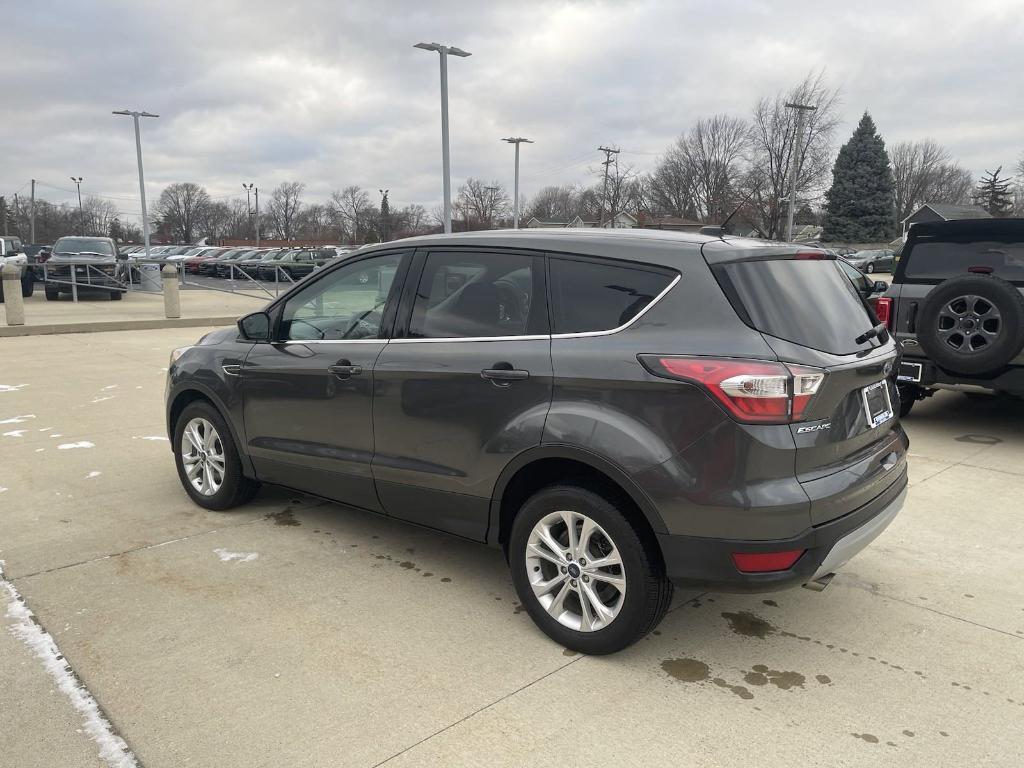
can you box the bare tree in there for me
[155,183,211,243]
[329,185,374,243]
[648,143,700,218]
[524,185,579,222]
[80,196,121,237]
[746,71,842,239]
[266,182,304,240]
[890,139,973,223]
[677,115,750,222]
[456,178,510,229]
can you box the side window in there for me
[548,257,675,334]
[409,251,545,339]
[279,252,404,341]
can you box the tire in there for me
[509,484,673,655]
[897,383,919,418]
[21,271,34,297]
[916,275,1024,375]
[44,284,60,301]
[173,400,260,510]
[109,290,122,301]
[866,263,875,274]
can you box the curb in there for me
[0,316,239,338]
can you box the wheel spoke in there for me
[578,586,595,631]
[586,552,622,570]
[185,460,202,480]
[546,581,572,619]
[559,510,579,555]
[532,572,567,598]
[587,570,625,589]
[577,515,598,557]
[184,424,203,452]
[526,541,563,566]
[536,526,568,562]
[580,582,615,623]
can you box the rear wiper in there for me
[855,322,888,345]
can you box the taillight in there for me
[639,356,825,424]
[873,296,893,328]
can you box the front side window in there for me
[279,252,404,341]
[408,251,545,339]
[548,257,675,334]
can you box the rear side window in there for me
[714,259,874,355]
[905,237,1024,281]
[548,257,675,334]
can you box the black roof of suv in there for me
[884,218,1024,411]
[166,228,908,653]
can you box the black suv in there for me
[879,218,1024,414]
[166,230,908,653]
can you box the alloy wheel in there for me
[180,417,226,496]
[937,294,1002,354]
[525,510,626,632]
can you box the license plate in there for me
[897,361,922,383]
[862,380,894,428]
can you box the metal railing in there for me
[40,260,129,302]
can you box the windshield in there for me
[906,237,1024,281]
[54,238,114,256]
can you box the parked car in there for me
[235,250,279,277]
[838,259,889,302]
[43,236,124,300]
[0,236,35,300]
[214,249,259,278]
[260,248,328,280]
[879,218,1024,415]
[167,229,908,654]
[187,247,242,274]
[844,249,895,273]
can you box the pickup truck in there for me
[0,236,35,301]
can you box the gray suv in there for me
[166,229,908,653]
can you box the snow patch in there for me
[49,433,64,438]
[34,448,45,453]
[213,548,259,563]
[57,441,95,450]
[2,561,139,767]
[90,396,115,404]
[133,436,168,442]
[102,385,118,390]
[39,427,53,432]
[0,414,35,425]
[86,471,102,479]
[0,384,28,393]
[2,430,27,438]
[0,487,7,493]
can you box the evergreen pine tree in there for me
[973,167,1013,217]
[822,112,895,242]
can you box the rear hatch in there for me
[703,239,907,525]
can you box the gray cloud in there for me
[5,0,1022,224]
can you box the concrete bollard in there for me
[2,264,25,326]
[162,265,181,319]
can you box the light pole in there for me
[243,183,259,247]
[784,102,817,242]
[502,137,533,229]
[70,177,84,234]
[415,42,471,234]
[113,109,158,257]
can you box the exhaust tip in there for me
[802,573,836,592]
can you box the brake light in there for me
[641,356,825,424]
[873,296,892,328]
[793,251,826,260]
[731,550,805,573]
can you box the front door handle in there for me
[328,359,363,379]
[481,367,530,382]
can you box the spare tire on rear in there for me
[917,274,1024,375]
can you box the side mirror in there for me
[238,311,272,341]
[873,280,888,292]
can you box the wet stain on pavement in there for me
[762,599,778,608]
[513,603,526,614]
[661,657,710,683]
[722,611,776,639]
[712,677,754,700]
[816,674,832,685]
[954,433,1002,445]
[440,577,452,583]
[852,733,879,744]
[398,561,416,569]
[562,648,577,657]
[743,665,805,690]
[266,508,300,526]
[902,730,914,737]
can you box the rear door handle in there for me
[481,368,530,382]
[328,360,363,379]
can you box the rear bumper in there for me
[898,355,1024,396]
[656,469,907,592]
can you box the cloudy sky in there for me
[5,0,1023,224]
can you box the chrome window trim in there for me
[550,272,680,339]
[279,339,388,345]
[389,334,550,344]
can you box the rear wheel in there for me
[109,290,122,301]
[897,383,920,417]
[44,284,60,301]
[21,270,34,297]
[173,400,260,510]
[509,484,672,655]
[866,263,875,274]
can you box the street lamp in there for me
[501,137,533,229]
[242,183,259,247]
[414,42,471,234]
[113,109,159,258]
[70,177,84,234]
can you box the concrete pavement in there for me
[1,327,1022,767]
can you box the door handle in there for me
[328,359,363,379]
[481,367,529,382]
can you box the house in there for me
[902,203,991,234]
[526,211,638,229]
[524,217,570,229]
[635,214,705,232]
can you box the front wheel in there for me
[21,271,34,297]
[44,284,60,301]
[109,290,122,301]
[897,383,920,417]
[866,263,875,274]
[509,484,673,655]
[173,400,260,510]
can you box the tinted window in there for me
[280,252,404,341]
[714,259,875,355]
[548,257,674,334]
[54,238,114,256]
[409,251,544,339]
[906,237,1024,281]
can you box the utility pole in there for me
[0,197,7,236]
[29,180,35,243]
[597,146,620,227]
[254,187,260,247]
[415,42,472,234]
[113,109,158,257]
[501,137,533,229]
[784,102,817,242]
[71,177,84,234]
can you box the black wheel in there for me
[21,271,34,297]
[866,263,875,274]
[173,400,260,510]
[509,484,673,655]
[109,290,122,301]
[897,383,920,418]
[917,275,1024,375]
[44,284,60,301]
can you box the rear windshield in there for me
[905,237,1024,281]
[713,259,875,355]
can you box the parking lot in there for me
[2,326,1022,768]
